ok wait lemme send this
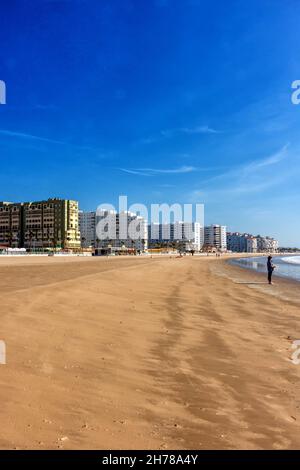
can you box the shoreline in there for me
[214,256,300,306]
[228,254,300,283]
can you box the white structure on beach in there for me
[148,222,203,251]
[204,225,227,251]
[96,210,148,251]
[79,211,96,248]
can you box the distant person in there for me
[267,255,275,285]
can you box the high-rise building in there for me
[204,225,227,251]
[227,232,250,252]
[0,202,23,247]
[96,210,148,251]
[148,222,203,251]
[0,198,81,250]
[79,211,96,248]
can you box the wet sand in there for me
[0,255,300,449]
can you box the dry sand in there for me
[0,254,300,450]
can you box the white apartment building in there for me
[246,236,257,253]
[96,210,148,251]
[148,222,203,251]
[226,231,278,253]
[257,236,278,253]
[204,225,227,251]
[79,211,96,248]
[181,222,203,251]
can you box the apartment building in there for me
[23,198,80,250]
[96,210,148,251]
[226,231,278,253]
[247,236,257,253]
[204,225,227,251]
[227,232,252,252]
[148,222,203,251]
[79,211,96,248]
[0,198,81,250]
[0,202,23,247]
[256,236,278,253]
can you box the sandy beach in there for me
[0,254,300,450]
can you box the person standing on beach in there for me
[267,255,275,285]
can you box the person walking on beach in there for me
[267,255,275,285]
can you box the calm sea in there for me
[230,255,300,282]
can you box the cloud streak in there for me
[0,129,65,145]
[190,144,290,200]
[137,124,220,145]
[201,144,289,186]
[0,128,98,152]
[161,125,220,137]
[242,143,289,174]
[119,166,197,176]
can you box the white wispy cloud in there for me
[161,126,219,137]
[190,144,290,200]
[118,168,152,176]
[201,144,289,186]
[179,125,220,135]
[119,166,197,176]
[137,124,220,145]
[242,143,289,174]
[0,129,65,145]
[0,128,97,152]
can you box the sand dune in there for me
[0,255,300,449]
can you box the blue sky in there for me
[0,0,300,246]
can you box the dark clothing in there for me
[268,270,273,283]
[267,260,273,271]
[267,259,274,284]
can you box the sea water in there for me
[230,255,300,282]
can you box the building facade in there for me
[148,222,203,251]
[226,231,278,253]
[0,198,81,250]
[0,202,23,248]
[79,211,96,248]
[227,232,244,252]
[95,210,148,251]
[256,236,278,253]
[227,232,252,252]
[246,236,258,253]
[204,225,227,251]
